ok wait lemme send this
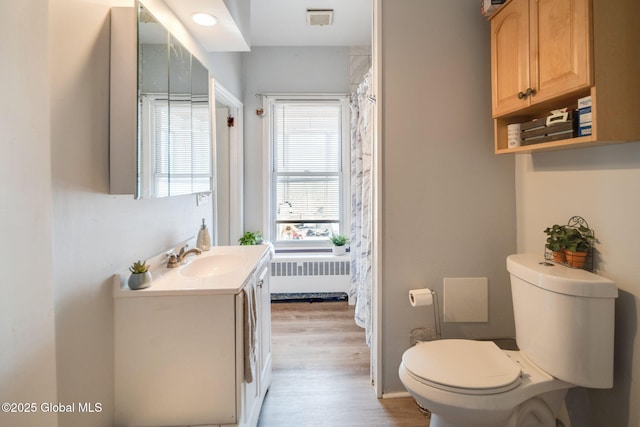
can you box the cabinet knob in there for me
[518,88,536,99]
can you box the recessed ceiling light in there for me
[192,12,218,27]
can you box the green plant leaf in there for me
[129,260,149,274]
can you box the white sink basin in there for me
[180,254,245,278]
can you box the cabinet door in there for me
[241,279,260,424]
[257,266,272,390]
[530,0,592,104]
[491,0,530,117]
[114,295,237,426]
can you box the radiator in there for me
[270,255,351,295]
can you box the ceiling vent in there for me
[306,9,334,26]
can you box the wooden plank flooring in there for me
[258,301,429,426]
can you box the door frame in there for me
[372,0,383,398]
[214,81,244,246]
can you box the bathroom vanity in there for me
[113,244,273,427]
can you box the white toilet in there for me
[399,254,618,427]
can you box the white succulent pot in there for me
[332,245,347,256]
[128,272,152,290]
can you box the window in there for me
[267,96,350,247]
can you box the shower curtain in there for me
[349,70,373,346]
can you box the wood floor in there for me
[258,301,429,427]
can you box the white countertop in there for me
[113,244,273,298]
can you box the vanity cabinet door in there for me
[257,265,272,390]
[238,276,262,426]
[114,294,237,426]
[240,264,272,427]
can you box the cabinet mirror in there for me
[136,3,212,198]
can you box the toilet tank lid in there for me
[507,254,618,298]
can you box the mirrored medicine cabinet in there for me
[109,2,212,199]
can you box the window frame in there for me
[263,94,351,250]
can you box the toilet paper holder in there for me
[408,288,442,340]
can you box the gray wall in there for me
[379,0,517,393]
[209,51,243,99]
[241,46,351,234]
[516,145,640,426]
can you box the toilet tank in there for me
[507,254,617,389]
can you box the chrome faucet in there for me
[167,245,202,268]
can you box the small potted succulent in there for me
[238,231,263,246]
[128,260,152,290]
[330,234,349,256]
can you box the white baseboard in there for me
[381,391,412,399]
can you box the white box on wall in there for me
[443,277,489,322]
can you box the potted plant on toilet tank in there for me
[544,217,594,269]
[563,225,594,268]
[543,224,568,263]
[128,260,152,290]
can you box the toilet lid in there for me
[402,339,522,395]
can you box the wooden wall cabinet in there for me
[490,0,640,154]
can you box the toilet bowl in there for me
[399,340,570,427]
[399,254,618,427]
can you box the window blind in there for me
[152,99,210,196]
[272,101,343,241]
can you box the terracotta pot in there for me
[565,251,588,268]
[552,251,566,263]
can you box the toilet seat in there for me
[402,339,522,395]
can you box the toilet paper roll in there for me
[409,288,433,307]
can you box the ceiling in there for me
[249,0,371,47]
[164,0,372,51]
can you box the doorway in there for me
[213,82,244,246]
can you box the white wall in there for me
[223,0,251,47]
[0,2,58,426]
[241,46,350,233]
[379,0,517,393]
[516,143,640,426]
[49,0,213,425]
